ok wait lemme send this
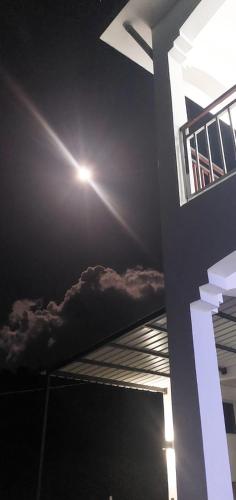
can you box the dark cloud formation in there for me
[0,266,164,371]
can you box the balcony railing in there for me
[181,85,236,197]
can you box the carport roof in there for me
[55,310,169,394]
[55,298,236,393]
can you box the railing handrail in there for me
[180,84,236,133]
[191,148,224,177]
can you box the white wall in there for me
[168,0,236,203]
[170,0,236,109]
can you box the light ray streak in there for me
[91,180,145,248]
[1,70,79,170]
[2,70,147,251]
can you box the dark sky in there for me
[1,380,167,500]
[0,0,164,371]
[0,6,167,500]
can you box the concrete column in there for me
[190,299,233,500]
[163,382,178,500]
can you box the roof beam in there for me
[147,323,168,333]
[55,370,167,394]
[216,343,236,354]
[217,311,236,323]
[123,22,153,60]
[110,342,169,359]
[79,357,170,378]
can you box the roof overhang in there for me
[100,0,178,74]
[54,299,236,394]
[55,310,170,394]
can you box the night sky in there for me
[0,2,167,498]
[0,0,164,371]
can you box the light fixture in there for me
[162,440,174,451]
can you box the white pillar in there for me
[190,299,233,500]
[163,382,178,500]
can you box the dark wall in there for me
[0,381,168,500]
[152,1,236,499]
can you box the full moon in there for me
[77,166,92,183]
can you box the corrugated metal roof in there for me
[214,296,236,368]
[56,312,169,393]
[56,300,236,392]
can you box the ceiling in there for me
[100,0,178,74]
[183,0,236,107]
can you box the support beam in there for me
[216,343,236,354]
[55,370,167,394]
[147,323,168,333]
[123,22,153,60]
[217,311,236,323]
[163,382,177,500]
[79,357,170,378]
[109,342,169,359]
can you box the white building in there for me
[98,1,236,499]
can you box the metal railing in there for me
[181,85,236,197]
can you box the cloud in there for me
[0,266,164,370]
[0,299,62,362]
[99,267,164,298]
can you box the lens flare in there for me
[1,70,79,171]
[2,69,147,251]
[91,180,144,248]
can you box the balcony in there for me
[181,85,236,197]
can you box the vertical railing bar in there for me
[180,129,192,198]
[216,116,227,174]
[201,167,205,188]
[186,136,195,195]
[182,93,236,196]
[193,163,198,192]
[194,132,202,189]
[205,125,214,183]
[228,107,236,160]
